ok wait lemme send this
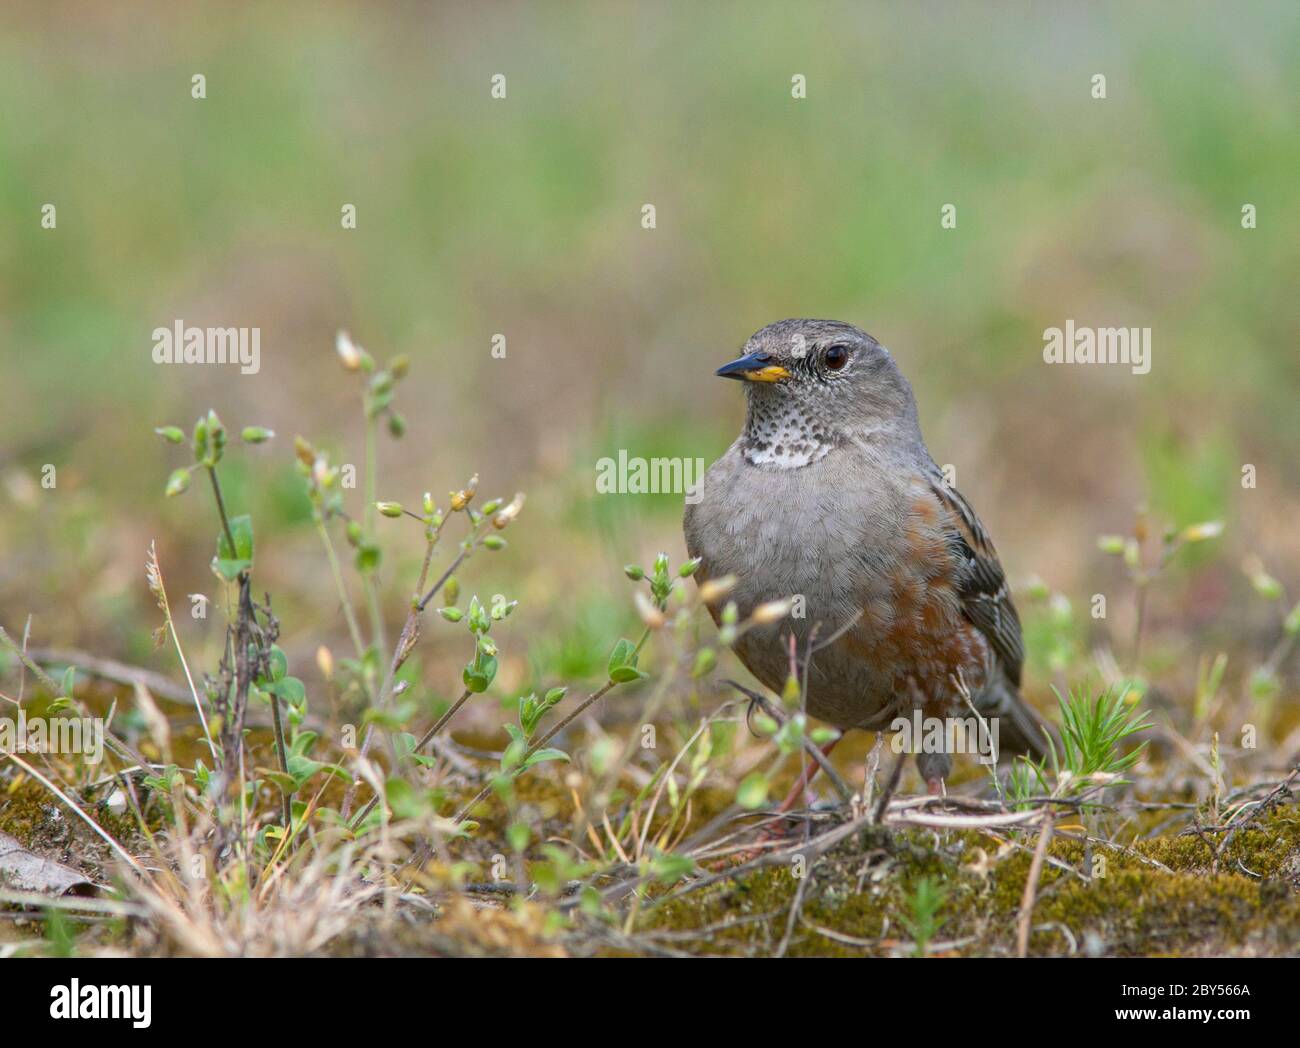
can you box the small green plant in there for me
[1011,684,1152,806]
[156,409,295,830]
[899,876,947,957]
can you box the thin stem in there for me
[342,521,457,820]
[205,465,238,559]
[1133,576,1148,668]
[148,544,218,763]
[363,403,377,536]
[453,674,624,825]
[417,547,470,611]
[314,515,367,660]
[269,680,293,830]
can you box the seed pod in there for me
[698,575,737,604]
[492,492,526,529]
[751,599,792,625]
[336,330,363,371]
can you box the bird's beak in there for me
[714,352,791,383]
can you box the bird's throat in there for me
[741,395,835,468]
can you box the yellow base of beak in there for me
[743,365,791,383]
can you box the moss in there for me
[1,770,164,885]
[637,809,1300,957]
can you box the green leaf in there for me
[607,638,636,674]
[521,748,569,770]
[287,754,347,789]
[609,665,647,684]
[361,702,416,730]
[650,852,695,884]
[262,770,298,793]
[269,676,306,706]
[289,730,319,757]
[507,822,530,852]
[266,645,288,682]
[215,515,254,580]
[385,778,427,820]
[736,772,770,810]
[394,732,417,763]
[463,653,498,693]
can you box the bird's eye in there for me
[824,344,849,371]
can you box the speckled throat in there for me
[740,391,835,468]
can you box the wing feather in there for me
[925,469,1024,688]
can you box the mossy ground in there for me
[4,721,1297,957]
[637,808,1300,957]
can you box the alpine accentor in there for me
[684,319,1050,796]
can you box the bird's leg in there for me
[916,747,951,798]
[775,737,841,813]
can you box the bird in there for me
[683,319,1051,804]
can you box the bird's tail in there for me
[979,676,1055,763]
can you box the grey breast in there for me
[685,441,905,729]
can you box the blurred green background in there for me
[2,1,1297,709]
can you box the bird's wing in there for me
[922,467,1024,688]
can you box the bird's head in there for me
[716,319,921,450]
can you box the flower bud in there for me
[698,575,736,604]
[751,599,792,625]
[165,468,191,497]
[492,492,525,529]
[1182,521,1224,543]
[634,590,665,628]
[1097,535,1125,555]
[449,473,479,511]
[376,501,404,518]
[336,330,363,371]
